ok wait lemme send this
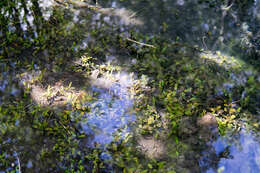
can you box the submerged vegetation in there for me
[0,0,259,172]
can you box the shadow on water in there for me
[100,0,260,70]
[0,0,260,172]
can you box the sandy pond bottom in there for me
[1,0,260,171]
[0,60,258,172]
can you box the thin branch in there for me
[14,151,22,173]
[220,0,234,36]
[129,8,145,19]
[231,100,240,104]
[126,38,156,48]
[202,36,208,50]
[129,12,138,19]
[57,120,72,135]
[221,2,233,11]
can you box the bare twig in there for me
[220,0,234,36]
[129,12,138,19]
[57,120,72,135]
[202,36,208,50]
[54,0,100,10]
[231,100,240,104]
[129,8,145,19]
[221,2,233,11]
[14,151,22,173]
[126,38,156,48]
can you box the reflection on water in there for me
[100,0,260,55]
[96,0,260,171]
[80,78,135,146]
[0,63,22,105]
[1,0,260,172]
[39,0,54,20]
[209,130,260,173]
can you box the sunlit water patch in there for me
[39,0,55,20]
[79,72,136,147]
[207,130,260,173]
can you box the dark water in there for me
[100,0,260,46]
[1,0,260,172]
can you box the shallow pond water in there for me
[80,72,136,147]
[100,0,260,45]
[208,130,260,173]
[0,0,260,172]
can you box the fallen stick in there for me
[14,151,22,173]
[126,38,156,48]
